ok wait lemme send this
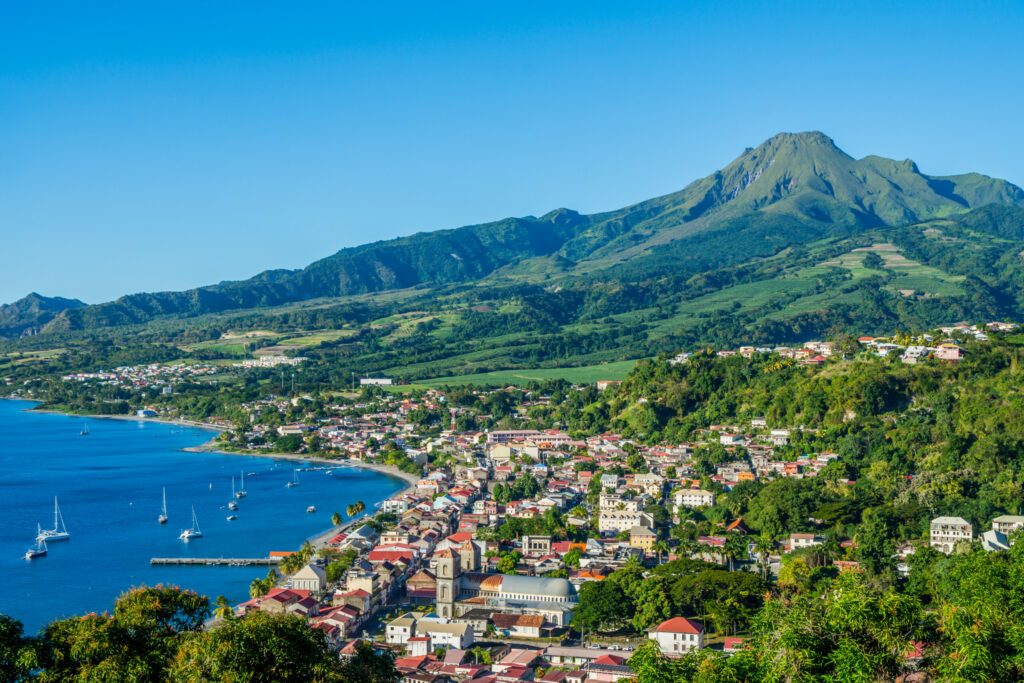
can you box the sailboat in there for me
[80,420,90,436]
[158,487,168,524]
[37,497,70,542]
[227,477,239,511]
[25,526,47,560]
[285,469,299,488]
[179,506,202,541]
[235,470,247,498]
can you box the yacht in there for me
[25,527,47,560]
[226,514,238,521]
[179,506,203,541]
[227,477,239,510]
[37,497,70,542]
[80,420,90,436]
[306,505,317,514]
[285,469,299,488]
[158,487,168,524]
[235,470,247,498]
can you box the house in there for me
[522,535,553,557]
[674,488,715,509]
[290,563,328,593]
[598,510,654,534]
[492,613,545,638]
[418,621,475,650]
[629,526,657,553]
[992,515,1024,536]
[769,429,790,446]
[934,343,964,362]
[981,529,1011,552]
[649,617,705,654]
[788,533,824,551]
[387,613,418,645]
[930,516,973,554]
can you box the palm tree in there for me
[652,540,670,565]
[724,534,749,572]
[331,511,342,527]
[752,533,776,579]
[213,595,234,620]
[249,579,269,599]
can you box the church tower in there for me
[435,548,462,619]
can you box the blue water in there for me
[0,399,405,634]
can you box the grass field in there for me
[418,359,640,387]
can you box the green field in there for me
[418,359,640,387]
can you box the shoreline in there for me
[9,398,418,587]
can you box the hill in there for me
[0,293,85,338]
[13,131,1022,337]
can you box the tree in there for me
[497,551,521,575]
[574,580,629,633]
[563,547,582,569]
[336,640,400,683]
[169,612,339,683]
[331,511,342,527]
[0,614,33,682]
[35,586,210,683]
[631,577,672,632]
[213,595,234,621]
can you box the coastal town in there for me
[17,323,1010,682]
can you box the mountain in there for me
[17,132,1024,336]
[0,293,86,338]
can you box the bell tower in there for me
[435,548,462,619]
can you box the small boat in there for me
[236,470,247,498]
[25,527,47,560]
[179,506,202,541]
[226,514,238,521]
[37,497,70,542]
[306,505,317,513]
[80,420,90,436]
[227,477,239,510]
[158,487,168,524]
[325,470,333,476]
[285,469,299,488]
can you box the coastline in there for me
[9,399,418,569]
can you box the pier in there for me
[150,557,281,567]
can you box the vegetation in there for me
[0,586,397,683]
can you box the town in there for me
[51,323,1002,683]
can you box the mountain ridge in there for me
[6,131,1023,337]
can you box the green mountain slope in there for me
[4,131,1023,339]
[0,293,85,338]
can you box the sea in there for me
[0,399,407,634]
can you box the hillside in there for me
[0,293,85,338]
[7,131,1022,338]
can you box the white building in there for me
[360,377,393,386]
[289,564,327,593]
[930,516,973,554]
[598,510,654,534]
[674,489,715,509]
[386,613,417,645]
[649,617,705,654]
[992,515,1024,536]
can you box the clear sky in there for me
[2,1,1023,305]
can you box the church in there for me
[435,544,579,627]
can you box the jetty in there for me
[150,557,281,566]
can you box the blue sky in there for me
[2,1,1023,304]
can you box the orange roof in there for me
[653,617,704,634]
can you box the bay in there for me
[0,399,405,634]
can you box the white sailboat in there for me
[25,525,47,560]
[158,487,168,524]
[37,497,70,542]
[227,477,239,510]
[285,469,299,488]
[80,420,90,436]
[235,470,247,498]
[179,506,202,540]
